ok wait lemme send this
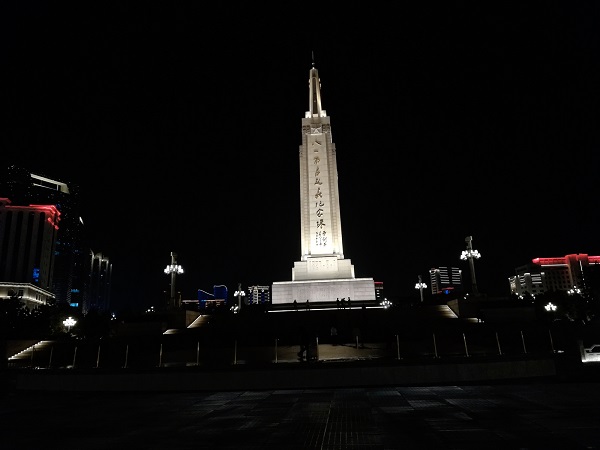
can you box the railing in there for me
[6,325,569,370]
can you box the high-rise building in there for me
[0,198,60,308]
[84,251,112,313]
[429,266,463,297]
[0,165,110,311]
[272,63,376,305]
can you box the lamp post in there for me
[415,275,427,303]
[234,283,246,312]
[567,287,581,296]
[545,302,557,324]
[460,236,481,296]
[164,252,184,310]
[63,316,76,333]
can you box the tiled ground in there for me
[2,382,600,449]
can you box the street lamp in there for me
[567,287,582,296]
[234,283,246,312]
[460,235,481,296]
[545,302,557,312]
[63,316,76,333]
[164,252,184,309]
[415,275,427,303]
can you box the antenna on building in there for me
[311,50,315,67]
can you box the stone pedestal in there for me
[272,278,375,305]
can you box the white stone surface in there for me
[292,257,355,281]
[272,66,377,306]
[272,278,376,304]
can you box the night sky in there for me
[3,3,599,311]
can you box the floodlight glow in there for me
[63,316,76,332]
[415,275,427,303]
[460,250,481,260]
[165,252,184,309]
[235,285,246,310]
[164,265,184,275]
[461,236,481,296]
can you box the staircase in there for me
[7,340,54,368]
[163,313,211,334]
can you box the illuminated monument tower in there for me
[272,62,376,305]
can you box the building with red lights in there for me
[1,166,112,313]
[509,253,600,297]
[0,198,60,307]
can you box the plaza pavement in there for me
[3,305,600,449]
[2,379,600,449]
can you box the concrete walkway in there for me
[3,381,600,449]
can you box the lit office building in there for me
[247,285,270,305]
[508,269,545,298]
[0,198,60,308]
[0,165,109,310]
[509,253,600,297]
[429,266,463,297]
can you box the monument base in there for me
[271,278,376,305]
[292,257,355,281]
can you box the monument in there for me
[271,62,376,305]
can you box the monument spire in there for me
[300,62,343,263]
[271,62,375,306]
[309,62,323,117]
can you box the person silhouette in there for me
[330,325,338,346]
[297,326,309,361]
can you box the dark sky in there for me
[3,3,600,311]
